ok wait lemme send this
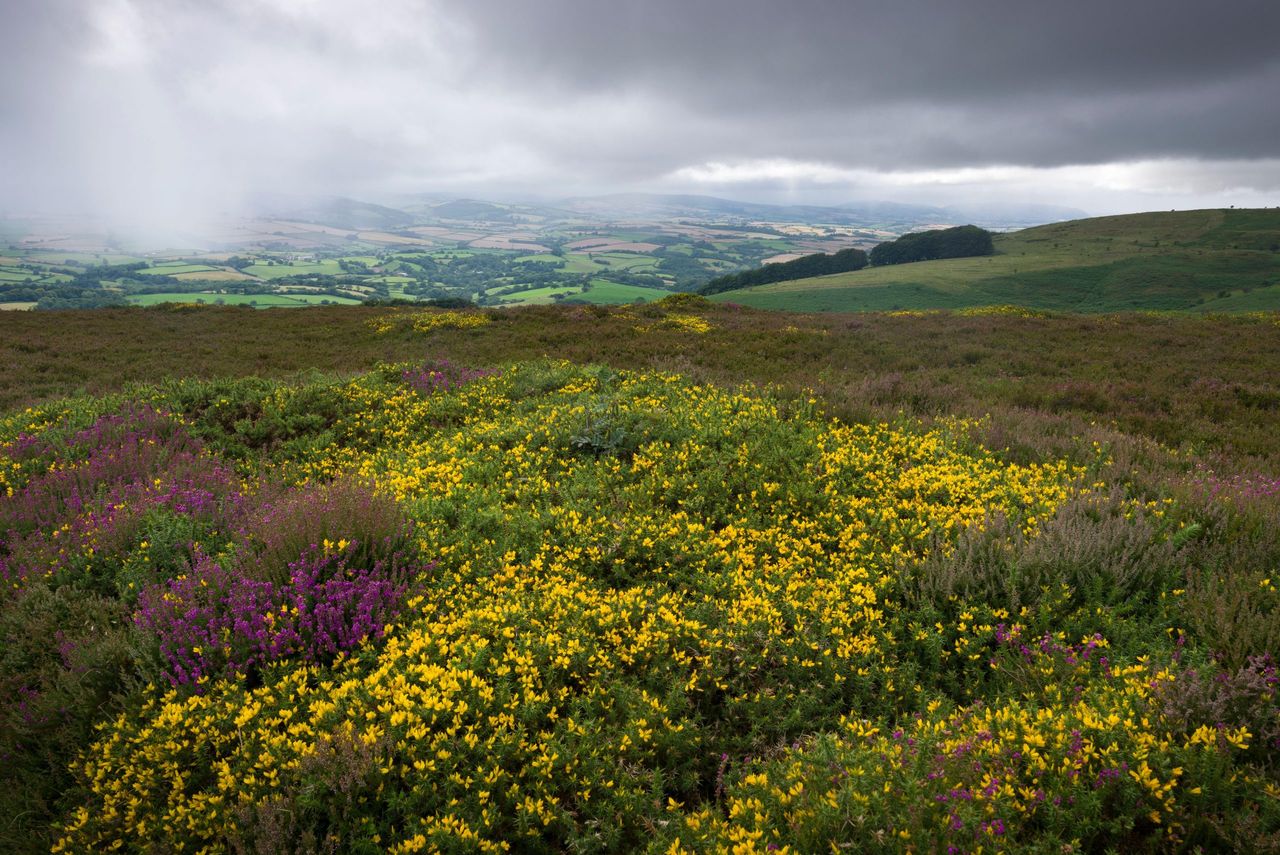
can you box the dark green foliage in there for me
[868,224,995,266]
[0,582,141,852]
[700,247,868,294]
[158,374,360,462]
[421,296,474,309]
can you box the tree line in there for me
[697,226,996,295]
[700,247,869,295]
[867,225,994,266]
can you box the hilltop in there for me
[2,299,1279,852]
[708,208,1280,313]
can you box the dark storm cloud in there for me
[443,0,1280,168]
[1,0,1278,221]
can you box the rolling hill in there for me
[707,208,1280,313]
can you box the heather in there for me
[0,309,1275,852]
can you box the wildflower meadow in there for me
[1,302,1278,853]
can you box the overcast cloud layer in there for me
[3,0,1280,228]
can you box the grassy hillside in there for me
[711,208,1280,312]
[2,301,1279,852]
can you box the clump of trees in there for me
[868,225,994,266]
[700,248,868,295]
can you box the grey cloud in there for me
[446,0,1280,104]
[1,0,1279,220]
[442,0,1280,167]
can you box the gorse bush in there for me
[0,357,1276,852]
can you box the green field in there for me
[244,260,345,279]
[559,252,607,273]
[126,292,360,307]
[580,279,669,303]
[589,252,661,270]
[136,263,222,276]
[492,279,668,306]
[712,209,1280,312]
[488,284,588,305]
[0,267,72,284]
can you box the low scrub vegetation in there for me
[1,301,1278,852]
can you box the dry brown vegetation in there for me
[3,302,1278,478]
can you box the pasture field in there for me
[1,299,1279,852]
[588,252,662,270]
[0,266,72,284]
[581,278,669,303]
[488,283,589,305]
[16,250,146,266]
[244,260,346,279]
[171,269,256,282]
[558,252,609,273]
[715,209,1280,313]
[135,263,223,276]
[490,280,667,306]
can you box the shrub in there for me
[136,540,422,687]
[232,477,415,587]
[903,490,1185,614]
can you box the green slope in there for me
[709,208,1280,313]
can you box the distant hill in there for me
[241,192,1084,235]
[556,193,1086,230]
[835,201,1087,228]
[429,199,514,221]
[938,201,1089,228]
[559,193,977,229]
[706,208,1280,313]
[250,195,416,231]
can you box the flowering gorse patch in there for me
[957,304,1053,318]
[0,360,1275,853]
[635,314,714,334]
[367,310,491,335]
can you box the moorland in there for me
[2,295,1279,852]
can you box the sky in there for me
[2,0,1280,230]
